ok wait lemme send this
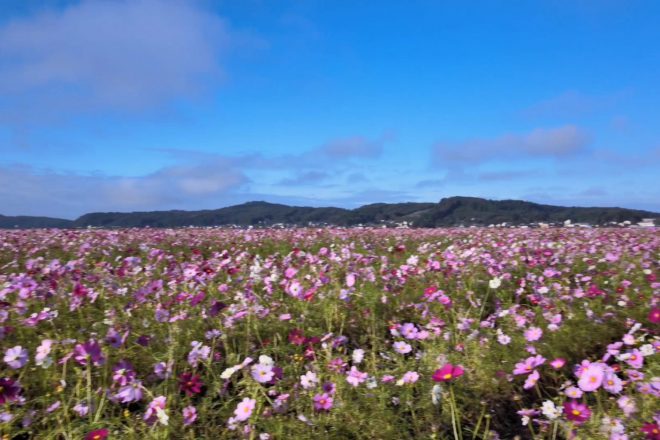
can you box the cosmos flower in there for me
[578,363,604,392]
[300,371,318,389]
[313,393,334,411]
[73,340,105,367]
[84,429,109,440]
[513,355,545,375]
[4,346,28,369]
[641,422,660,439]
[346,366,368,387]
[115,381,144,403]
[432,364,464,382]
[233,398,256,422]
[563,400,591,425]
[393,341,412,354]
[178,373,203,396]
[0,377,21,404]
[144,396,168,426]
[524,327,543,342]
[251,363,275,384]
[183,405,197,426]
[523,370,540,389]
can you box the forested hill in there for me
[1,197,657,228]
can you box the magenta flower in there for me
[578,363,604,392]
[4,346,28,369]
[563,400,591,425]
[313,392,334,411]
[432,364,464,382]
[648,308,660,324]
[233,397,256,422]
[84,429,109,440]
[73,340,105,367]
[183,405,197,426]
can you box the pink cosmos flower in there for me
[400,323,419,340]
[233,398,256,422]
[563,400,591,425]
[523,370,540,389]
[564,386,583,399]
[313,393,334,411]
[183,406,197,426]
[625,349,644,369]
[578,363,604,392]
[144,396,168,426]
[617,395,637,417]
[524,327,543,342]
[393,341,412,354]
[603,372,623,394]
[550,358,566,369]
[251,364,274,384]
[402,371,420,384]
[346,366,368,387]
[432,364,464,382]
[513,355,546,375]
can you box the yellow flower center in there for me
[572,409,581,416]
[443,373,452,380]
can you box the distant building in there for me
[637,218,656,228]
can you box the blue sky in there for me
[0,0,658,218]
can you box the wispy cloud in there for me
[521,90,629,119]
[433,125,590,165]
[0,159,248,218]
[0,0,239,127]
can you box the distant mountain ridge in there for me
[1,197,658,229]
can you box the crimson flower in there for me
[432,364,464,382]
[641,422,660,440]
[85,429,109,440]
[563,400,591,425]
[178,372,203,396]
[0,377,21,404]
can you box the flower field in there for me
[0,227,658,439]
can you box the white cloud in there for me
[0,159,248,218]
[0,0,232,125]
[433,125,590,164]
